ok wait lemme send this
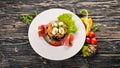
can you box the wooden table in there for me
[0,0,120,68]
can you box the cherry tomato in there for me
[86,37,91,43]
[51,41,61,46]
[91,38,97,45]
[88,32,95,38]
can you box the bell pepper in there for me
[80,9,93,36]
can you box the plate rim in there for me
[28,8,86,61]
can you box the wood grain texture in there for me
[0,0,120,68]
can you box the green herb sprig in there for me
[91,24,100,32]
[20,10,38,25]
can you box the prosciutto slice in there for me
[62,34,74,47]
[38,25,47,37]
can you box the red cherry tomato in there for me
[86,37,91,43]
[51,41,61,46]
[91,38,97,45]
[88,32,95,38]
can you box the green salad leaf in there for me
[58,13,78,34]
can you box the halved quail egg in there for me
[52,27,58,35]
[52,22,57,27]
[58,22,64,26]
[59,27,64,34]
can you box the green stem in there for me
[80,9,88,18]
[80,9,89,23]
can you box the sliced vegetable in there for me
[44,35,61,46]
[51,41,61,46]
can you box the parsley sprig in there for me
[20,10,38,25]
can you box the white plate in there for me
[28,8,86,60]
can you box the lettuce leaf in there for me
[58,13,78,34]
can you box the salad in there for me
[38,13,78,47]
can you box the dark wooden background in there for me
[0,0,120,68]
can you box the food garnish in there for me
[80,9,93,36]
[20,10,38,25]
[58,13,78,34]
[80,9,100,57]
